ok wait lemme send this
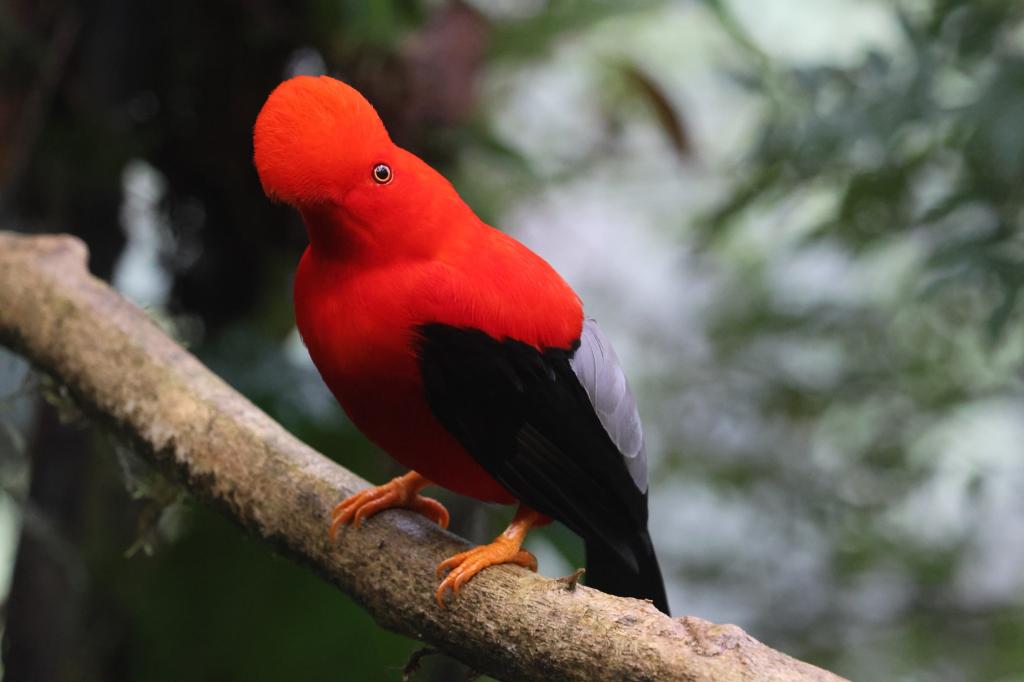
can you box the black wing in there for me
[415,322,653,573]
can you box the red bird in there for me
[253,75,669,614]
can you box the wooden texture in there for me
[0,231,847,682]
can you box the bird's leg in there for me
[329,471,449,540]
[434,504,544,607]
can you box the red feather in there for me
[255,76,582,502]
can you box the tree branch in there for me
[0,231,847,682]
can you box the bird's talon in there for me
[432,539,537,607]
[515,550,539,573]
[327,472,449,541]
[411,496,450,529]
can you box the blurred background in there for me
[1,0,1023,680]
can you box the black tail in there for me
[585,531,670,614]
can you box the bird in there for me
[253,75,669,614]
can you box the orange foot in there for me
[435,505,544,607]
[329,471,449,541]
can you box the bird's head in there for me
[254,76,474,258]
[253,75,392,207]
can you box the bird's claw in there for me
[329,477,449,541]
[434,541,537,608]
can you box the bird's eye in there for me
[372,163,393,184]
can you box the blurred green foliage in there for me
[710,0,1024,340]
[688,0,1024,678]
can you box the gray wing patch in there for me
[569,318,648,492]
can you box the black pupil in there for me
[374,164,391,182]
